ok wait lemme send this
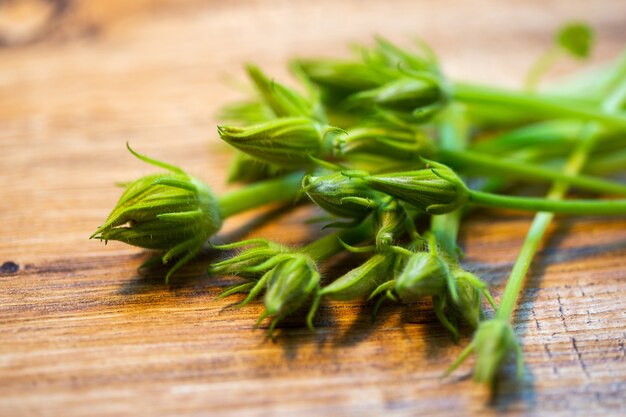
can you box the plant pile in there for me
[93,23,626,385]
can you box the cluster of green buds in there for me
[93,24,626,389]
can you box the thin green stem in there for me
[468,190,626,215]
[525,47,563,91]
[217,172,303,218]
[453,82,626,128]
[438,148,626,196]
[496,56,626,321]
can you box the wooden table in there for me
[2,1,626,415]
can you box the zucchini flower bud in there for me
[362,160,469,214]
[336,126,435,160]
[91,145,222,282]
[350,77,444,118]
[374,199,409,249]
[472,319,523,384]
[217,117,332,168]
[264,254,320,318]
[302,172,381,220]
[394,251,449,301]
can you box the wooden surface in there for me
[2,1,626,416]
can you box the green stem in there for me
[217,172,303,218]
[438,148,626,196]
[302,220,373,262]
[496,58,626,321]
[468,190,626,215]
[453,82,626,128]
[432,105,466,258]
[524,47,563,91]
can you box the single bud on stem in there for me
[92,145,303,282]
[217,117,334,168]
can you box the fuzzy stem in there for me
[438,148,626,196]
[217,172,303,218]
[524,47,563,92]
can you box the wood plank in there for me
[1,1,626,416]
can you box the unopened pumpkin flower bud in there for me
[337,126,435,160]
[472,319,523,384]
[374,200,408,248]
[264,254,320,318]
[320,253,396,301]
[91,145,222,282]
[349,77,445,118]
[210,238,289,277]
[449,270,494,329]
[302,172,381,219]
[395,251,449,301]
[363,160,469,214]
[217,117,329,168]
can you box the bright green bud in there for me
[217,117,327,168]
[363,161,469,214]
[472,319,522,384]
[350,77,443,114]
[227,152,289,184]
[449,271,485,328]
[374,200,408,248]
[302,172,380,219]
[246,65,322,120]
[395,252,448,301]
[557,22,593,59]
[296,59,391,103]
[210,238,289,277]
[264,254,320,317]
[320,253,395,301]
[337,126,435,160]
[92,145,222,282]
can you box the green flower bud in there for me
[472,319,523,384]
[92,145,222,282]
[337,126,435,160]
[374,200,408,248]
[320,253,395,301]
[227,152,290,184]
[449,271,485,328]
[302,172,380,219]
[395,252,448,301]
[363,160,469,214]
[350,77,444,115]
[210,238,289,277]
[217,117,327,168]
[264,254,320,317]
[296,59,391,104]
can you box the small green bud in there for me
[350,77,443,115]
[557,22,593,59]
[472,319,522,384]
[374,200,408,248]
[92,145,222,282]
[302,172,380,219]
[227,152,289,184]
[217,117,326,168]
[337,126,435,160]
[395,252,448,301]
[320,253,395,301]
[264,254,320,317]
[210,239,289,276]
[449,271,485,328]
[363,161,469,214]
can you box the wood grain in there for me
[1,1,626,416]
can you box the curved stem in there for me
[302,220,373,262]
